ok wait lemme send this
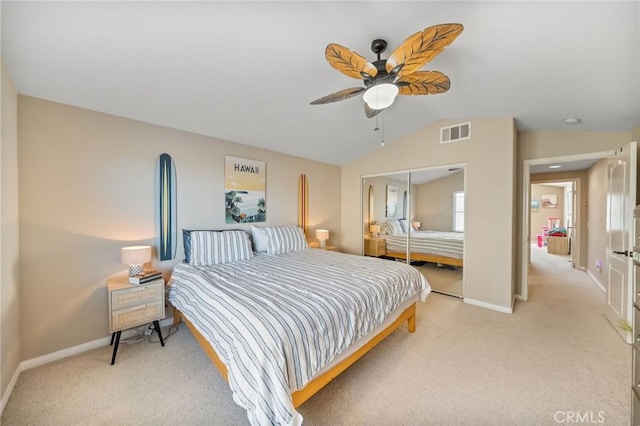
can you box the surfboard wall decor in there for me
[298,174,308,236]
[155,153,177,260]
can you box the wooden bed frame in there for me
[385,250,463,267]
[173,302,417,408]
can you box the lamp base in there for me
[320,240,326,250]
[129,264,144,277]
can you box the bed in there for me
[167,226,430,425]
[380,220,464,267]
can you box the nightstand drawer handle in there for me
[117,304,151,314]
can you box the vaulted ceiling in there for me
[3,1,639,165]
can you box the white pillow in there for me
[189,230,253,266]
[399,219,408,233]
[387,220,403,235]
[263,226,308,255]
[379,222,391,235]
[251,225,269,253]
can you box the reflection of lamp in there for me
[370,224,381,239]
[316,229,329,249]
[363,83,399,110]
[412,222,421,231]
[121,245,151,277]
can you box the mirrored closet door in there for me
[362,166,465,298]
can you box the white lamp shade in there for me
[363,83,399,110]
[316,229,329,241]
[370,224,381,233]
[121,245,152,265]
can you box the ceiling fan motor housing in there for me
[371,39,388,56]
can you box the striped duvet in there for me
[385,230,464,259]
[168,249,430,425]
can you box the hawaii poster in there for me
[225,156,266,223]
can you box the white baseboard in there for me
[1,317,176,417]
[463,297,513,314]
[514,294,527,302]
[20,317,175,371]
[0,364,22,416]
[586,269,606,293]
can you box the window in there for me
[453,191,465,232]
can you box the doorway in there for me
[520,150,614,301]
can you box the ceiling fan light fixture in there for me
[363,83,399,110]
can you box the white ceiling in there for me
[2,1,639,166]
[529,158,600,174]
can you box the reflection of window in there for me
[453,191,465,232]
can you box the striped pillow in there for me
[263,226,308,255]
[387,220,403,235]
[399,219,408,233]
[189,230,253,265]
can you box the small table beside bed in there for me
[167,226,430,425]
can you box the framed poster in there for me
[386,185,398,218]
[541,194,558,208]
[225,156,266,223]
[531,199,539,212]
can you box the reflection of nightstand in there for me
[107,276,165,365]
[364,236,386,257]
[308,242,339,252]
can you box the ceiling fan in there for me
[310,23,464,118]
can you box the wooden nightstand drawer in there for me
[107,275,167,364]
[111,301,164,332]
[364,238,386,257]
[111,281,164,310]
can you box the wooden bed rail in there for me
[385,251,463,267]
[173,302,417,408]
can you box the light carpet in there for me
[2,248,630,425]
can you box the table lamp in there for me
[316,229,329,249]
[412,221,421,231]
[121,245,152,276]
[370,224,381,239]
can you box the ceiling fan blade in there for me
[310,87,365,105]
[386,24,463,77]
[325,43,378,80]
[364,103,384,118]
[397,71,451,95]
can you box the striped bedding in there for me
[168,248,430,425]
[385,230,464,259]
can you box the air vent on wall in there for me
[441,121,471,143]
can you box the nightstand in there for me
[308,242,339,252]
[364,236,386,257]
[107,276,165,365]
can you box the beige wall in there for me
[17,96,341,360]
[530,184,565,241]
[1,59,21,398]
[415,170,464,232]
[343,118,516,311]
[586,159,608,284]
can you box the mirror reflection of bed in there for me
[362,166,465,298]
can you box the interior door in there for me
[606,141,637,343]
